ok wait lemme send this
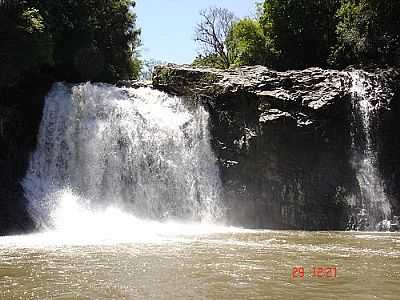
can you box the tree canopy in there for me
[193,1,400,70]
[259,0,339,69]
[332,0,400,67]
[0,0,141,88]
[226,18,277,67]
[0,1,52,89]
[194,7,236,68]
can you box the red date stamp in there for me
[291,266,337,279]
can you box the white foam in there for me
[1,190,240,248]
[21,83,224,237]
[348,71,392,225]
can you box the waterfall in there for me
[22,82,223,230]
[349,71,391,227]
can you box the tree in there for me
[193,1,400,70]
[330,0,374,66]
[226,18,278,67]
[331,0,400,67]
[259,0,339,69]
[194,7,236,69]
[192,53,222,68]
[0,0,142,86]
[0,1,53,89]
[40,0,141,82]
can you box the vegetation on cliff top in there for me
[194,0,400,70]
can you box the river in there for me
[1,229,399,299]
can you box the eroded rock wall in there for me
[153,64,400,229]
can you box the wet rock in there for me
[375,219,391,231]
[116,80,152,89]
[153,64,400,230]
[376,216,400,232]
[391,216,400,231]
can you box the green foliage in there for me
[219,0,400,70]
[39,0,141,82]
[193,7,237,69]
[0,0,141,88]
[259,0,340,69]
[331,1,373,66]
[331,0,400,67]
[0,1,53,88]
[129,56,143,80]
[226,18,278,67]
[192,53,228,69]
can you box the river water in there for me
[1,229,399,299]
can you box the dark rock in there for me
[116,80,152,89]
[0,74,51,235]
[153,64,400,230]
[375,216,400,232]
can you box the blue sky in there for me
[135,0,257,64]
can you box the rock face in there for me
[153,64,400,230]
[0,78,51,235]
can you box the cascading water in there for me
[22,82,223,233]
[349,70,392,228]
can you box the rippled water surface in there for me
[1,230,399,299]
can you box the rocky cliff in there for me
[0,77,52,235]
[1,64,399,234]
[153,64,400,230]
